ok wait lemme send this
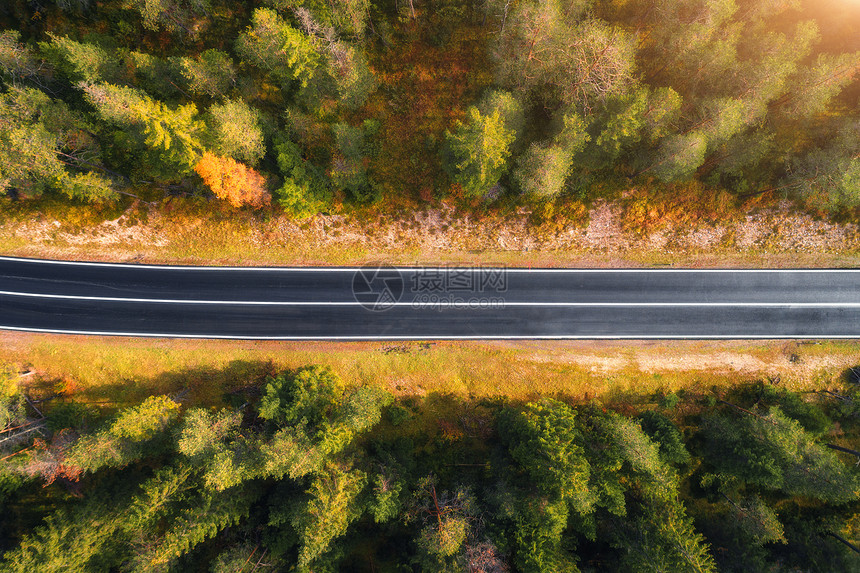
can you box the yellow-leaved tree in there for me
[194,152,270,208]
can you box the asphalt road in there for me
[1,256,859,339]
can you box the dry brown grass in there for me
[2,192,859,268]
[1,333,856,411]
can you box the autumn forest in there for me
[2,1,860,572]
[0,0,858,213]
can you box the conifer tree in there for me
[701,406,860,503]
[0,86,116,201]
[80,82,205,180]
[174,49,236,97]
[38,34,123,84]
[62,395,180,476]
[445,105,517,198]
[204,99,265,165]
[0,31,41,86]
[288,465,367,570]
[235,8,321,89]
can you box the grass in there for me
[2,333,857,413]
[3,195,860,268]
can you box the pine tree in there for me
[81,82,205,180]
[235,8,321,89]
[0,31,41,86]
[782,52,860,119]
[614,499,717,573]
[0,102,64,198]
[445,106,517,198]
[495,1,635,112]
[129,484,260,571]
[701,406,860,503]
[1,491,133,572]
[636,410,690,466]
[174,49,236,97]
[0,86,115,201]
[787,119,860,211]
[38,34,123,84]
[289,465,367,570]
[498,399,594,511]
[62,395,180,476]
[204,99,265,165]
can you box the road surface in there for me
[0,256,859,339]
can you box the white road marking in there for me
[1,255,858,272]
[0,325,855,340]
[3,257,858,338]
[0,290,859,307]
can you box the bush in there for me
[387,404,410,426]
[46,402,98,432]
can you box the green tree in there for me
[176,408,243,464]
[788,119,860,211]
[585,410,715,572]
[496,1,635,111]
[478,90,525,135]
[259,366,342,432]
[174,49,236,97]
[514,143,571,198]
[275,139,331,216]
[81,82,205,180]
[1,499,130,572]
[445,105,517,198]
[193,369,390,490]
[0,30,41,86]
[367,472,403,524]
[58,171,116,202]
[651,132,709,182]
[129,485,260,571]
[330,0,371,38]
[330,120,379,201]
[290,5,377,108]
[288,465,367,570]
[0,94,64,198]
[405,476,477,570]
[510,495,577,573]
[782,52,860,119]
[127,50,182,98]
[593,410,676,500]
[204,99,265,165]
[319,39,377,109]
[121,0,211,35]
[38,34,123,84]
[514,112,589,198]
[701,406,860,503]
[498,399,594,510]
[63,395,180,476]
[727,494,786,546]
[613,499,717,573]
[636,410,690,466]
[0,86,115,201]
[235,8,321,89]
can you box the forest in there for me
[1,363,860,571]
[0,0,858,214]
[2,2,860,568]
